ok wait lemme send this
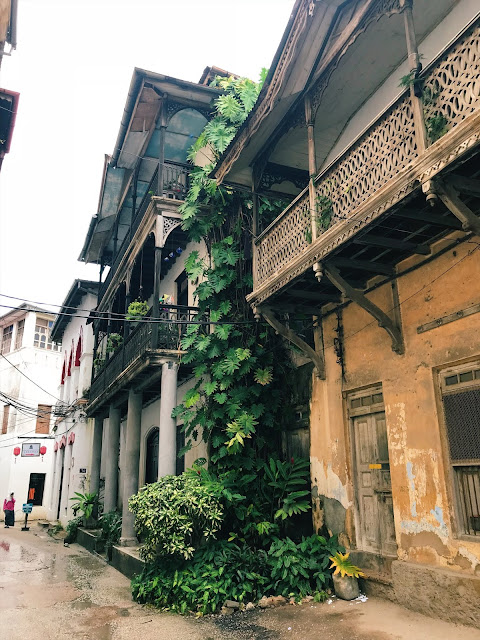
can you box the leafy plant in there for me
[267,534,342,597]
[48,522,63,537]
[128,474,224,562]
[93,355,105,370]
[64,515,83,543]
[98,510,122,553]
[106,332,123,354]
[126,299,149,320]
[70,491,99,521]
[426,113,448,143]
[315,194,333,231]
[329,552,365,578]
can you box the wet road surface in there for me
[0,526,479,640]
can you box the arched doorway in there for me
[145,428,159,484]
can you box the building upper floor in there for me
[214,0,480,327]
[50,279,98,408]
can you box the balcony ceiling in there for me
[217,0,458,189]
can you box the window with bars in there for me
[15,319,24,350]
[34,318,61,351]
[441,366,480,536]
[1,324,13,354]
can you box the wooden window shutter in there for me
[2,405,10,434]
[36,404,52,434]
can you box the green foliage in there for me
[98,510,122,553]
[315,194,333,231]
[93,355,105,370]
[64,516,83,543]
[48,522,63,537]
[128,475,224,562]
[132,534,342,614]
[329,552,365,578]
[69,491,98,521]
[267,535,341,597]
[426,113,448,143]
[106,332,123,354]
[127,299,149,320]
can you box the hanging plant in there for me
[106,333,123,354]
[127,300,149,321]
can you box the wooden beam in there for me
[324,264,404,355]
[354,234,430,255]
[448,174,480,198]
[286,289,340,302]
[437,181,480,236]
[395,209,462,230]
[330,257,395,276]
[259,306,325,378]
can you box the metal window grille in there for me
[442,389,480,536]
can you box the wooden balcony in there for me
[249,19,480,312]
[87,305,198,414]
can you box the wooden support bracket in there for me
[436,180,480,236]
[258,306,325,379]
[324,264,404,355]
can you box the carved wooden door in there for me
[353,411,396,555]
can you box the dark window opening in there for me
[176,426,185,476]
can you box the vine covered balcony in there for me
[249,19,480,310]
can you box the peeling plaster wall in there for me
[310,235,480,574]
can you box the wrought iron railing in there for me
[89,305,198,404]
[254,20,480,290]
[455,465,480,536]
[98,161,191,302]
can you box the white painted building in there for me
[47,280,98,525]
[0,305,62,522]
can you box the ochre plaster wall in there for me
[310,235,480,574]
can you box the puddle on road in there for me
[213,612,280,640]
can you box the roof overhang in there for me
[50,279,99,342]
[0,88,19,171]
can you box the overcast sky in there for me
[0,0,294,315]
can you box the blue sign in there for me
[22,503,33,513]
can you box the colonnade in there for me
[90,360,179,545]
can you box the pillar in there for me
[59,443,72,520]
[120,389,143,545]
[90,416,104,497]
[103,405,121,513]
[158,361,179,478]
[51,447,64,520]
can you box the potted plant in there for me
[70,491,100,528]
[329,552,365,600]
[93,354,105,371]
[126,300,149,323]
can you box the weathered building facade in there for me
[0,305,62,520]
[214,0,480,625]
[79,68,218,545]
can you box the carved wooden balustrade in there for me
[253,19,480,295]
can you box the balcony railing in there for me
[89,305,198,404]
[98,161,191,302]
[254,19,480,291]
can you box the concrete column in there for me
[50,447,64,520]
[59,444,72,520]
[103,405,121,513]
[158,361,179,478]
[90,416,104,499]
[120,389,143,545]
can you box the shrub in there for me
[266,534,342,597]
[64,516,83,543]
[132,540,268,615]
[99,510,122,553]
[69,491,99,521]
[128,474,224,562]
[126,300,149,320]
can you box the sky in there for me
[0,0,294,315]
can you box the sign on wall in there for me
[21,443,40,457]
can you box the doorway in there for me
[28,473,46,506]
[349,388,396,555]
[145,428,159,484]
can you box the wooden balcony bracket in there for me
[323,264,404,355]
[434,179,480,236]
[255,305,325,379]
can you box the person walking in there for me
[3,492,15,528]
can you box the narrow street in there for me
[0,526,478,640]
